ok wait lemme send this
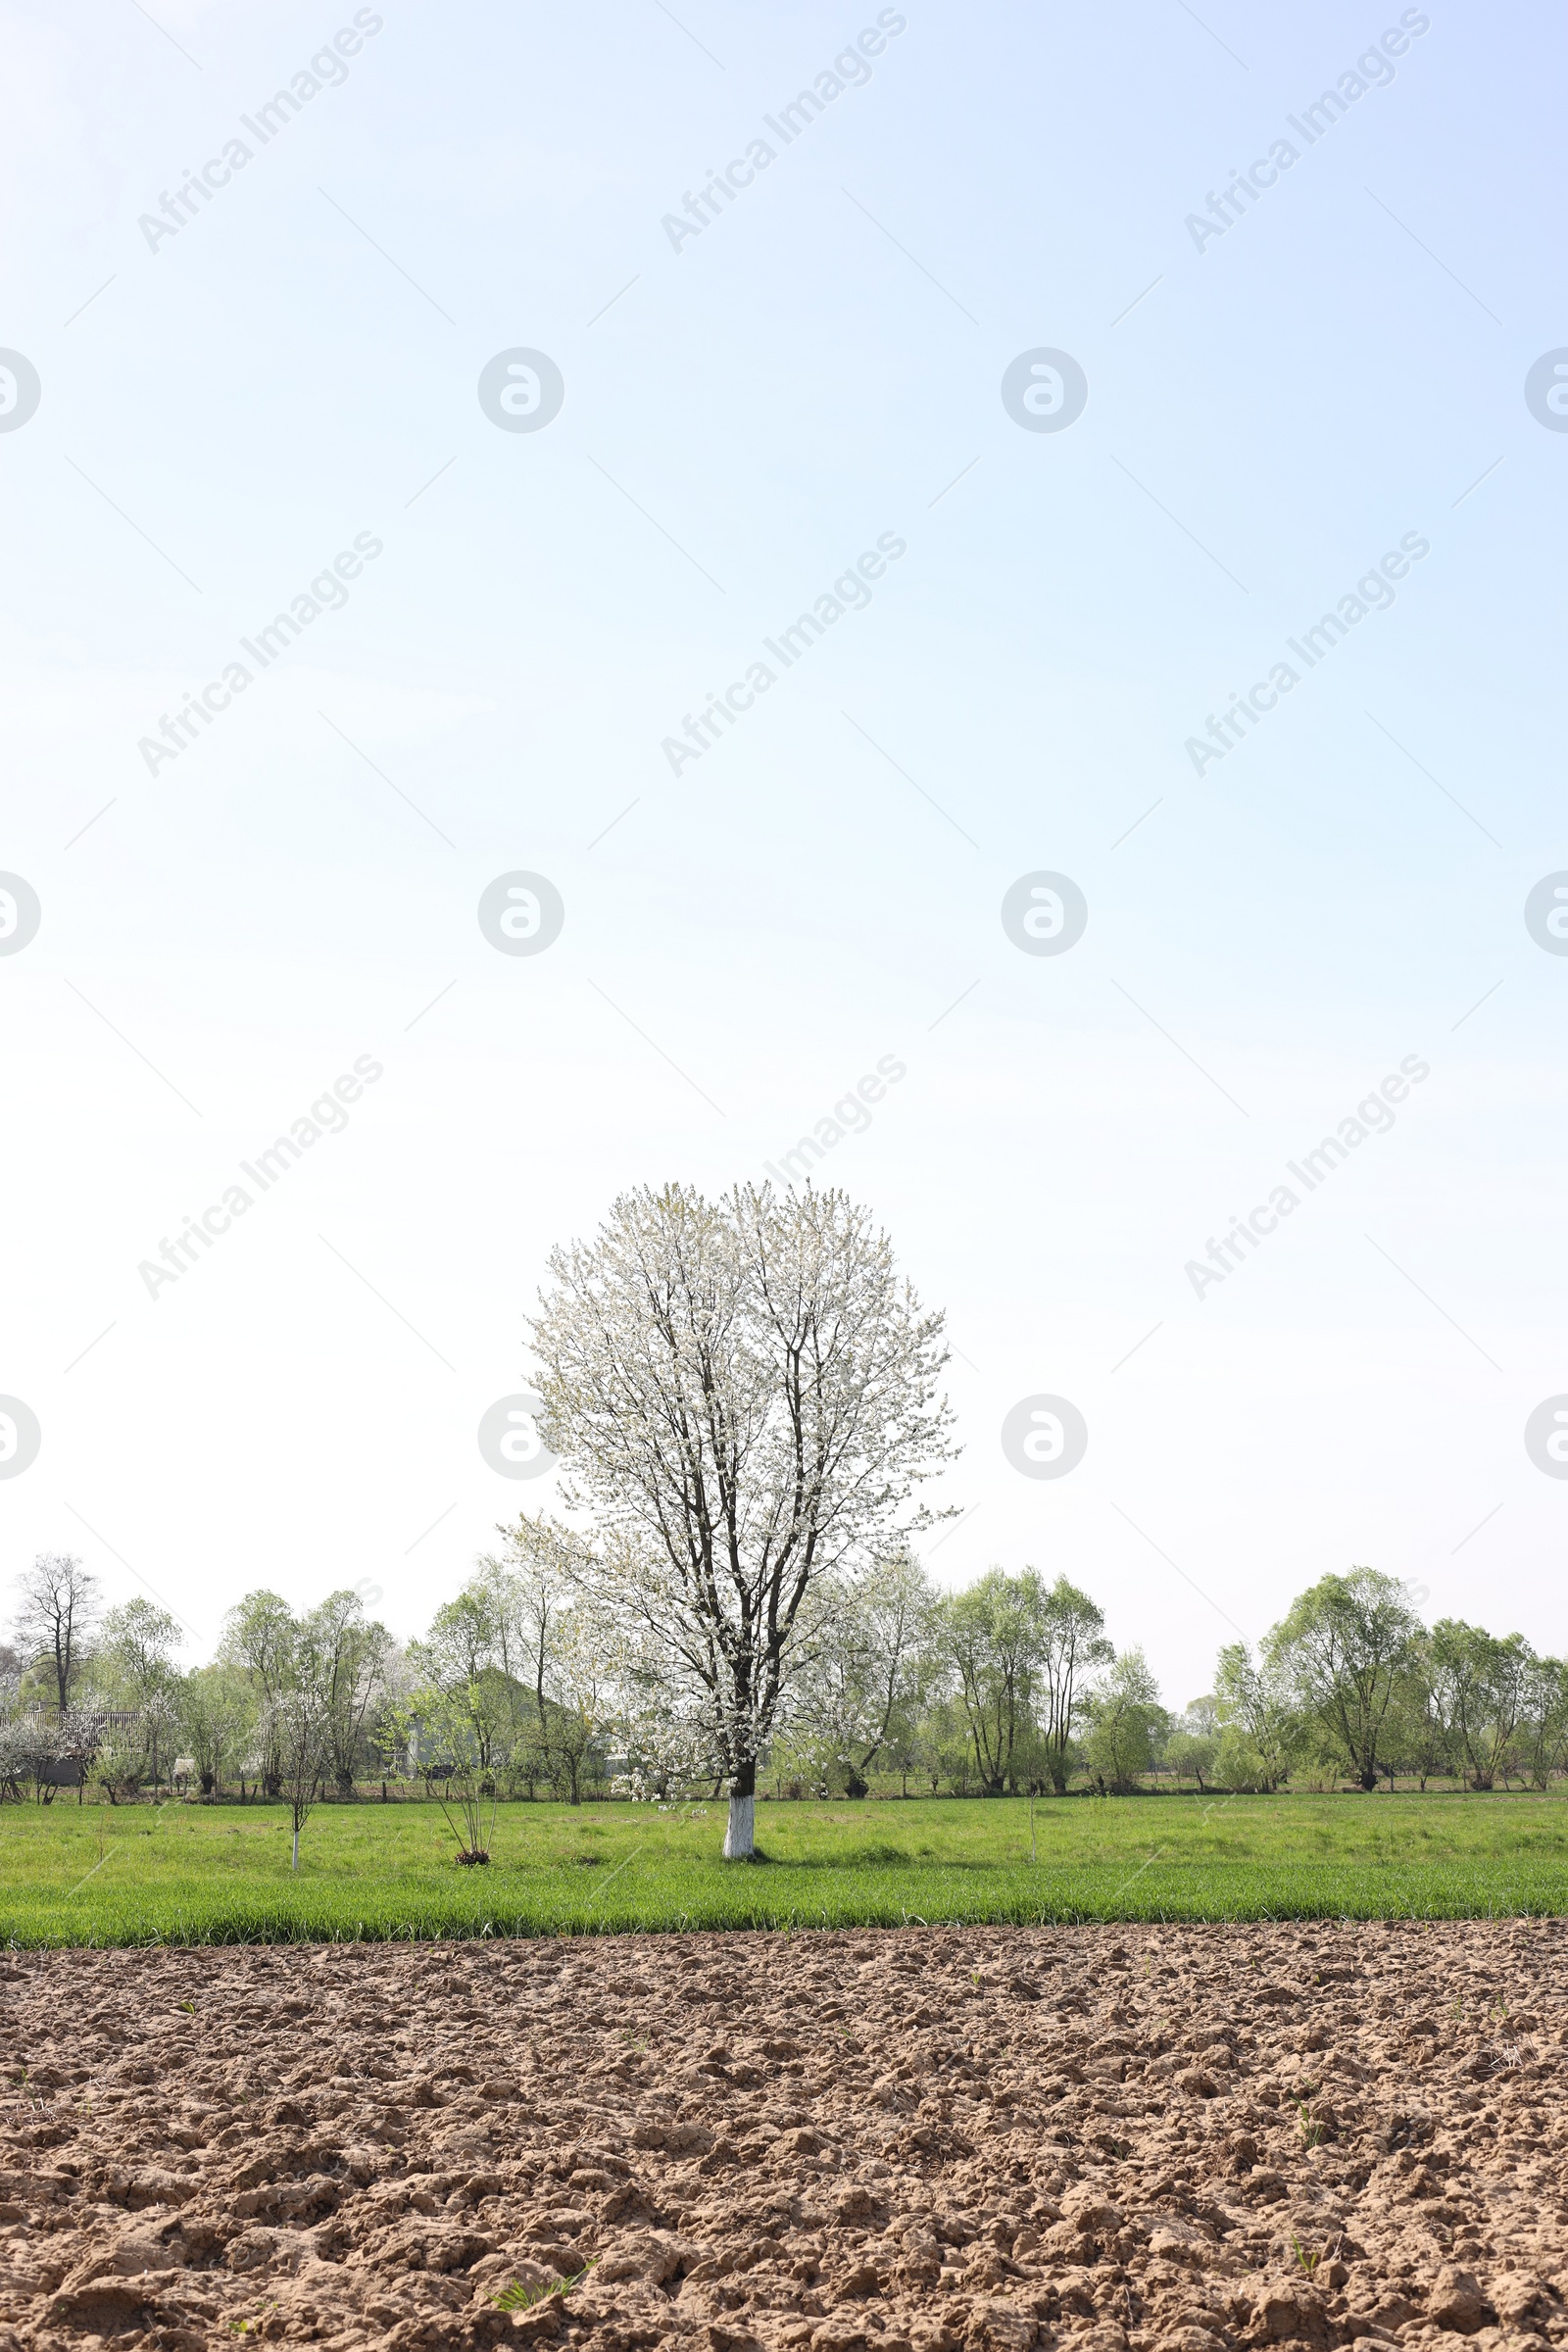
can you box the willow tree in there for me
[940,1568,1045,1794]
[1264,1567,1420,1790]
[531,1183,956,1858]
[937,1570,1108,1795]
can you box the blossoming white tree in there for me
[530,1182,956,1859]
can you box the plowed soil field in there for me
[2,1921,1564,2352]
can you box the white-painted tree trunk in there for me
[723,1792,756,1859]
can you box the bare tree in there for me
[404,1677,502,1862]
[532,1182,956,1859]
[268,1692,328,1870]
[483,1515,580,1737]
[483,1515,609,1798]
[12,1554,101,1714]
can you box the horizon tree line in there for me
[6,1545,1562,1814]
[5,1185,1563,1845]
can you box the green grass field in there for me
[3,1790,1567,1948]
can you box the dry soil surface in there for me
[1,1921,1565,2352]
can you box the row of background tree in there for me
[4,1547,1561,1803]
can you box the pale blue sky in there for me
[2,0,1564,1702]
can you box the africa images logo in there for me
[1526,1398,1568,1478]
[1002,1396,1089,1480]
[0,351,40,433]
[0,874,41,955]
[1525,352,1568,431]
[0,1397,41,1481]
[1000,351,1088,434]
[477,351,564,433]
[477,874,565,956]
[478,1394,557,1480]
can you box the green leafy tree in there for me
[408,1682,503,1861]
[407,1614,518,1788]
[89,1717,149,1804]
[938,1568,1043,1794]
[220,1590,299,1794]
[1213,1642,1299,1790]
[939,1720,976,1795]
[179,1663,258,1798]
[786,1553,943,1795]
[489,1516,608,1801]
[1036,1578,1112,1793]
[1081,1647,1167,1791]
[1513,1653,1568,1788]
[1263,1568,1420,1789]
[535,1605,614,1803]
[933,1568,1110,1795]
[1379,1637,1454,1789]
[906,1694,966,1795]
[409,1533,616,1808]
[96,1598,182,1701]
[1430,1619,1533,1790]
[480,1515,579,1729]
[297,1589,394,1795]
[401,1581,611,1849]
[1164,1696,1219,1789]
[841,1550,944,1788]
